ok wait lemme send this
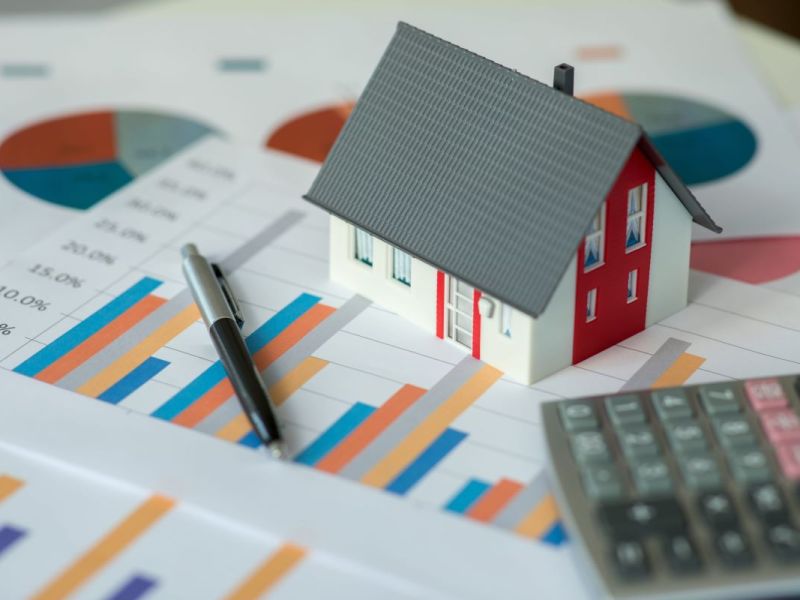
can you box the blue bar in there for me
[15,277,161,377]
[386,429,467,495]
[98,357,170,405]
[105,575,157,600]
[541,522,567,546]
[294,403,375,466]
[0,525,25,557]
[239,430,261,448]
[444,479,491,514]
[151,293,320,421]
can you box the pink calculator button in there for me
[744,379,788,411]
[777,443,800,480]
[761,410,800,444]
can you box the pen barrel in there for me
[209,318,282,445]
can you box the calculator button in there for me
[663,532,703,573]
[559,401,599,432]
[712,415,757,451]
[582,465,624,501]
[698,491,739,529]
[570,431,611,465]
[631,458,673,496]
[715,529,755,567]
[760,410,800,445]
[652,389,693,422]
[748,483,789,524]
[678,454,722,492]
[729,449,772,485]
[744,379,788,412]
[599,498,686,538]
[666,420,708,454]
[617,425,660,460]
[612,539,650,580]
[605,395,646,427]
[776,443,800,480]
[765,522,800,562]
[699,384,741,416]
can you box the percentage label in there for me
[0,323,15,335]
[0,286,50,311]
[28,264,84,288]
[95,218,148,243]
[61,240,116,265]
[126,197,178,222]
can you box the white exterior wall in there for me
[478,296,534,384]
[330,216,437,332]
[646,173,693,326]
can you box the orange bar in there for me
[173,378,234,427]
[652,353,706,388]
[36,295,166,384]
[581,92,632,121]
[253,304,335,371]
[32,495,174,600]
[216,413,252,443]
[0,475,24,502]
[467,479,524,523]
[515,494,560,539]
[316,384,426,474]
[224,543,306,600]
[269,357,328,406]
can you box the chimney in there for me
[553,63,574,96]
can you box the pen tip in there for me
[265,440,288,460]
[181,243,199,259]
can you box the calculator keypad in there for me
[545,375,800,598]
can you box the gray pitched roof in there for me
[304,22,720,318]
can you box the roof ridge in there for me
[395,21,640,133]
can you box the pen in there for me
[181,243,286,459]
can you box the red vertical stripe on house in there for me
[472,289,482,359]
[436,270,445,339]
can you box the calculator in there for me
[542,376,800,599]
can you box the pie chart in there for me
[266,102,355,163]
[582,92,757,186]
[0,110,216,210]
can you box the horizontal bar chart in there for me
[0,475,24,502]
[98,357,170,405]
[0,524,26,557]
[294,403,376,467]
[104,575,157,600]
[224,543,306,600]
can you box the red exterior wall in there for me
[572,147,656,364]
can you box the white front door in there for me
[445,276,474,350]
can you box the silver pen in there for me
[181,243,286,459]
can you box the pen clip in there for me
[212,263,245,328]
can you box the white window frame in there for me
[627,269,638,303]
[500,303,512,338]
[353,226,373,267]
[390,247,412,287]
[586,288,597,323]
[583,202,606,272]
[626,183,647,253]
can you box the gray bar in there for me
[195,396,241,434]
[492,473,551,529]
[219,210,305,272]
[339,356,484,481]
[263,294,371,384]
[218,57,267,73]
[2,63,49,78]
[57,289,193,391]
[620,337,691,392]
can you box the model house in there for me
[304,23,721,384]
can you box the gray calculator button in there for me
[571,431,611,465]
[582,465,624,501]
[632,458,673,496]
[559,401,599,432]
[606,395,646,427]
[666,420,708,453]
[618,425,659,459]
[713,415,756,451]
[729,449,772,484]
[679,454,722,491]
[652,389,693,422]
[700,384,741,415]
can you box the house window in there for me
[354,227,373,266]
[584,203,605,272]
[586,289,597,322]
[627,270,638,303]
[626,184,647,252]
[500,303,512,338]
[391,247,412,286]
